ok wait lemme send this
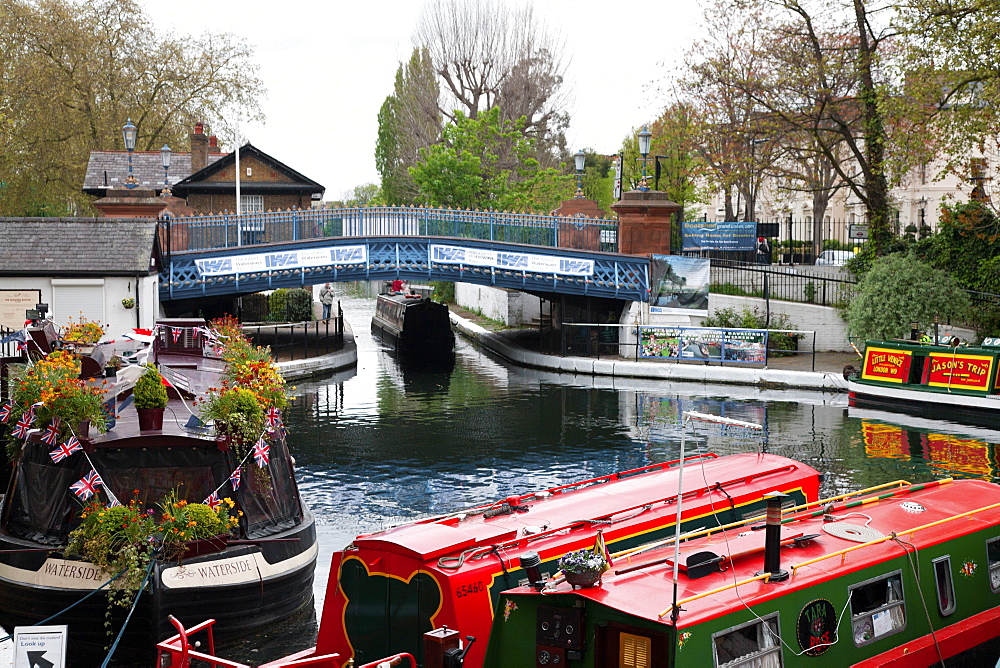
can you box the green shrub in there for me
[133,364,168,409]
[845,252,971,342]
[285,288,314,321]
[241,293,269,322]
[267,289,288,322]
[702,306,799,356]
[431,281,456,304]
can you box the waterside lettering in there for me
[43,562,104,582]
[195,558,253,580]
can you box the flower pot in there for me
[564,569,602,588]
[137,407,164,431]
[180,535,228,559]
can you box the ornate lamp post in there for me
[637,125,652,192]
[160,144,172,195]
[122,119,138,188]
[574,149,586,198]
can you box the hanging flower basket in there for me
[121,298,136,309]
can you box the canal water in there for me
[234,289,1000,662]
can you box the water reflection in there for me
[226,290,1000,662]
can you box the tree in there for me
[649,103,710,223]
[409,107,569,212]
[0,0,265,215]
[846,252,970,341]
[375,48,440,205]
[341,183,383,208]
[413,0,569,165]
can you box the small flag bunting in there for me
[204,492,221,510]
[70,469,103,500]
[229,467,241,491]
[265,407,282,428]
[253,438,270,468]
[41,418,61,446]
[12,412,33,439]
[172,327,182,344]
[50,437,82,463]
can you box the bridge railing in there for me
[163,207,619,255]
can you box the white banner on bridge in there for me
[194,245,368,277]
[429,244,594,276]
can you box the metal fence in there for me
[162,207,618,256]
[708,259,857,307]
[242,303,344,362]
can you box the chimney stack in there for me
[190,122,209,173]
[208,135,220,152]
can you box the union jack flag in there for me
[172,327,182,344]
[109,497,122,508]
[15,340,27,353]
[26,402,41,424]
[0,400,13,423]
[253,438,270,468]
[41,417,62,446]
[49,437,82,463]
[70,470,103,500]
[203,492,221,510]
[11,412,33,439]
[265,407,282,428]
[229,467,241,491]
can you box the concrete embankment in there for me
[274,320,358,380]
[449,311,852,393]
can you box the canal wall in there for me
[449,310,850,393]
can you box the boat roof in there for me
[351,453,817,561]
[522,478,1000,629]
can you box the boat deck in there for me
[540,478,1000,629]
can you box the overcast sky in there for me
[139,0,703,201]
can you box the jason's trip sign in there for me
[927,353,994,392]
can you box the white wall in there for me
[0,275,159,336]
[455,283,541,326]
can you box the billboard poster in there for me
[0,289,41,331]
[681,220,756,251]
[639,326,767,364]
[649,255,709,315]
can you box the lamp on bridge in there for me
[160,144,172,196]
[637,125,652,192]
[122,118,138,188]
[574,149,586,198]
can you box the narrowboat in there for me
[275,451,820,667]
[483,476,1000,667]
[0,319,316,665]
[371,292,455,356]
[845,337,1000,428]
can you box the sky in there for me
[139,0,704,201]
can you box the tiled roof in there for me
[175,143,324,195]
[83,151,224,195]
[0,219,158,275]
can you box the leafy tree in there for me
[846,252,970,342]
[375,48,440,205]
[413,0,570,166]
[341,183,383,208]
[409,107,570,212]
[649,102,709,222]
[578,150,615,213]
[0,0,264,215]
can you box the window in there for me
[241,194,264,213]
[933,556,956,616]
[850,571,905,646]
[620,632,651,668]
[713,614,782,667]
[986,537,1000,592]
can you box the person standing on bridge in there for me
[320,283,334,320]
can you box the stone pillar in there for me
[611,190,681,255]
[554,197,607,251]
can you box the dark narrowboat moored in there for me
[371,291,455,356]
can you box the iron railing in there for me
[162,207,618,255]
[708,259,857,307]
[242,302,344,362]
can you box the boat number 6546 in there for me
[456,582,485,597]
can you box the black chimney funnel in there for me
[759,491,789,582]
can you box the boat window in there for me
[712,613,782,668]
[619,632,650,668]
[986,537,1000,592]
[933,556,956,616]
[849,571,905,646]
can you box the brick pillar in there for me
[190,122,209,172]
[611,190,681,255]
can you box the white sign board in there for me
[195,245,368,277]
[429,244,594,277]
[848,224,869,240]
[0,289,41,330]
[14,626,67,668]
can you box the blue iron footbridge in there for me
[158,207,650,304]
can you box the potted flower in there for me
[157,490,241,559]
[62,316,106,348]
[558,548,607,588]
[198,386,265,451]
[105,355,123,378]
[133,364,168,431]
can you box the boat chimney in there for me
[519,551,544,590]
[760,491,789,582]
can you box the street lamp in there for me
[122,119,138,188]
[637,125,652,192]
[160,144,172,195]
[574,149,586,198]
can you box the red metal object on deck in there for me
[155,616,249,668]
